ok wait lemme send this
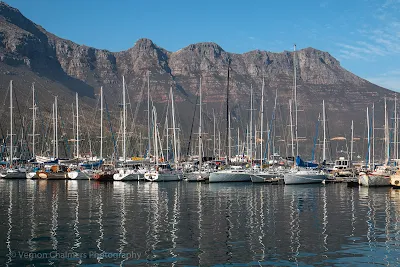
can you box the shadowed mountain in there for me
[0,1,394,159]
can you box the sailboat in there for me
[1,80,27,179]
[36,96,71,180]
[283,47,327,185]
[113,77,138,181]
[359,99,392,186]
[144,87,183,182]
[209,60,252,183]
[186,78,211,182]
[251,78,285,182]
[68,92,92,180]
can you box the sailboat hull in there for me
[283,172,326,185]
[1,171,27,179]
[144,172,182,182]
[359,174,391,187]
[209,171,251,183]
[185,171,209,182]
[37,171,69,180]
[113,172,140,181]
[250,171,281,183]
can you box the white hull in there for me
[68,170,92,180]
[391,174,400,187]
[284,171,326,185]
[114,168,143,181]
[185,171,210,182]
[144,171,182,182]
[209,171,251,183]
[359,174,391,187]
[250,172,281,183]
[1,169,27,179]
[26,172,37,179]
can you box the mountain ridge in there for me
[0,1,394,159]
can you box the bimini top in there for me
[296,156,319,168]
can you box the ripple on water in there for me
[1,181,400,266]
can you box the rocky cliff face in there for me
[0,1,394,159]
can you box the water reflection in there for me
[2,181,400,266]
[96,187,104,263]
[6,182,13,266]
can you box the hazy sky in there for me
[5,0,400,91]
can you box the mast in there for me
[250,84,253,160]
[9,80,13,166]
[166,106,169,162]
[76,92,79,159]
[213,109,216,158]
[31,83,36,159]
[226,59,231,165]
[147,72,151,158]
[122,76,126,162]
[385,98,389,164]
[100,86,103,159]
[350,120,354,162]
[228,112,231,162]
[272,88,278,156]
[199,77,202,170]
[52,103,55,159]
[72,103,75,158]
[55,96,58,159]
[322,100,326,162]
[153,106,158,166]
[372,103,375,169]
[218,131,221,160]
[293,44,299,156]
[170,86,178,164]
[395,95,398,159]
[289,99,294,157]
[237,128,240,156]
[367,107,371,169]
[260,77,264,169]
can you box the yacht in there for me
[359,165,392,187]
[144,163,183,182]
[208,165,251,183]
[283,168,327,185]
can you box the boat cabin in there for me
[333,157,351,170]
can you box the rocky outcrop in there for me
[0,1,394,158]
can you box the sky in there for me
[4,0,400,91]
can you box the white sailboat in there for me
[1,80,27,179]
[209,62,252,183]
[186,78,211,182]
[359,98,392,186]
[145,86,183,182]
[283,47,327,185]
[68,92,92,179]
[114,77,139,181]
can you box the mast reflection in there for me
[6,183,13,266]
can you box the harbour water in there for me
[0,180,399,266]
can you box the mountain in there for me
[0,1,394,160]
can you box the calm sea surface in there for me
[0,180,399,266]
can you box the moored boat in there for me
[36,165,70,180]
[283,168,326,185]
[390,169,400,188]
[1,167,27,179]
[209,166,251,183]
[359,166,392,187]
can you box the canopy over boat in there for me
[296,156,319,168]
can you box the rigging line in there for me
[13,85,31,156]
[186,88,199,157]
[104,95,118,162]
[57,107,70,158]
[0,85,9,139]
